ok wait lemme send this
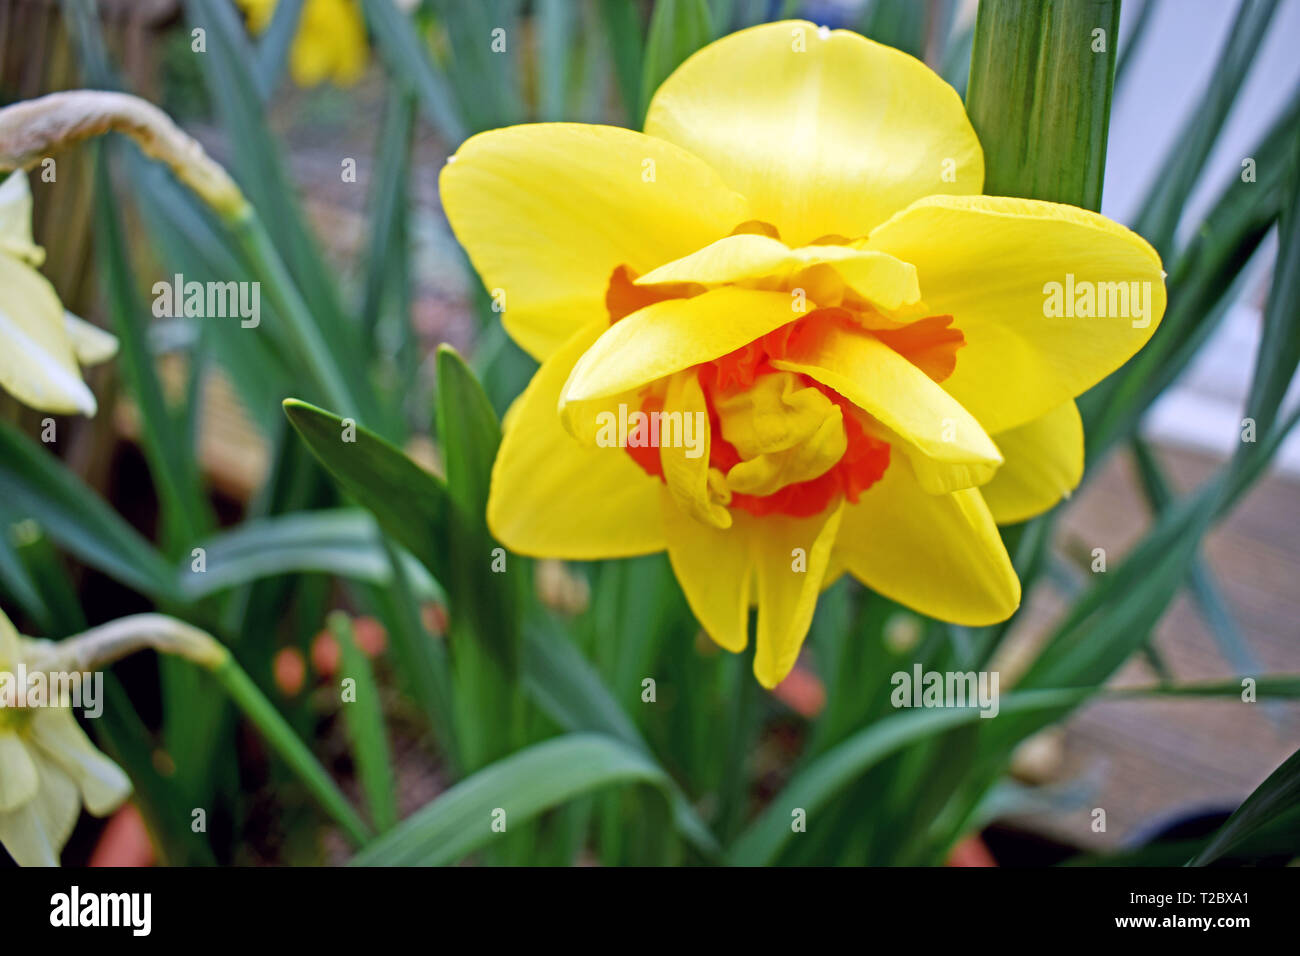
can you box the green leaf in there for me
[1082,87,1300,453]
[130,160,296,436]
[1133,0,1280,258]
[1114,0,1155,90]
[7,522,84,638]
[282,399,453,587]
[252,0,305,101]
[360,91,416,368]
[95,675,218,865]
[857,0,928,61]
[349,734,675,865]
[523,617,720,859]
[210,652,372,846]
[639,0,712,124]
[598,0,646,126]
[966,0,1120,211]
[180,510,438,600]
[183,0,374,418]
[435,345,520,675]
[1191,746,1300,866]
[1238,128,1300,454]
[0,516,52,631]
[356,542,460,771]
[93,145,213,553]
[1130,439,1262,684]
[329,611,399,832]
[731,680,1300,866]
[731,688,1086,866]
[1068,812,1300,867]
[425,0,524,134]
[0,422,178,602]
[360,0,468,143]
[536,0,578,120]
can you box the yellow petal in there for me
[0,170,43,265]
[290,33,333,87]
[441,123,748,360]
[752,502,843,688]
[661,489,752,653]
[560,287,805,438]
[0,733,39,812]
[29,708,131,816]
[715,371,845,496]
[0,254,96,415]
[0,752,79,866]
[64,312,119,367]
[865,194,1167,434]
[770,320,1001,493]
[645,20,982,245]
[660,370,731,529]
[981,400,1084,525]
[837,456,1020,625]
[0,607,21,663]
[489,323,666,559]
[636,233,921,312]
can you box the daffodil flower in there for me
[440,21,1166,687]
[237,0,368,88]
[0,608,130,867]
[0,170,118,415]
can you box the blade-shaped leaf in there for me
[1133,0,1280,257]
[330,611,399,833]
[966,0,1120,211]
[639,0,712,124]
[0,421,178,602]
[435,345,519,675]
[349,733,674,866]
[282,399,453,586]
[1190,746,1300,866]
[180,509,438,600]
[360,0,468,143]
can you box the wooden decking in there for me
[1001,443,1300,849]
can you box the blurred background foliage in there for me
[0,0,1298,866]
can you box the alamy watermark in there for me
[0,664,103,718]
[152,273,260,328]
[50,886,151,936]
[890,665,1000,718]
[594,404,706,459]
[1042,273,1153,329]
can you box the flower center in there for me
[622,310,892,517]
[602,226,964,520]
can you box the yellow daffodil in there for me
[0,608,130,866]
[237,0,368,88]
[0,170,118,415]
[440,21,1166,687]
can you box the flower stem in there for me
[39,614,372,847]
[209,652,372,846]
[965,0,1120,211]
[227,208,363,421]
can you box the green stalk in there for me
[966,0,1120,211]
[41,614,372,848]
[228,209,362,421]
[328,611,399,832]
[209,652,371,846]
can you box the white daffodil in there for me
[0,608,130,866]
[0,169,118,415]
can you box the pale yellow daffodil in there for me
[0,170,118,416]
[440,21,1166,687]
[238,0,368,88]
[0,608,131,866]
